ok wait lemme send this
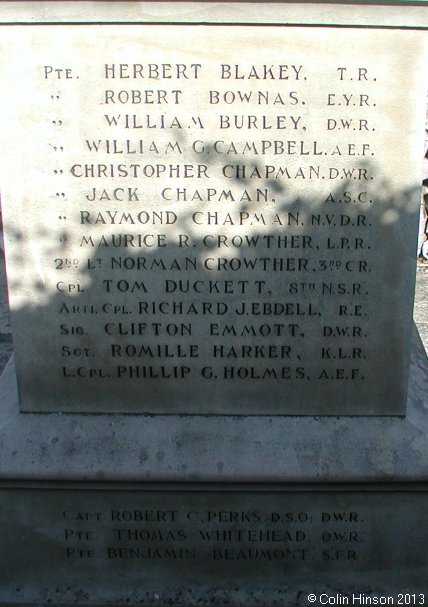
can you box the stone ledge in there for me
[0,327,427,483]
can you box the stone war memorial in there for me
[0,0,428,603]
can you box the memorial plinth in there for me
[0,1,428,603]
[0,327,427,602]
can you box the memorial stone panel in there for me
[0,24,426,413]
[1,483,428,602]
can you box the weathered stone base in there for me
[0,328,427,604]
[1,481,428,604]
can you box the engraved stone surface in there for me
[0,7,427,415]
[0,6,428,604]
[0,326,427,484]
[1,483,427,604]
[0,306,427,602]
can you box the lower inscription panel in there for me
[1,483,427,603]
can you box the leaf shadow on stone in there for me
[2,148,422,413]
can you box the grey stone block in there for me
[1,327,427,484]
[0,329,427,603]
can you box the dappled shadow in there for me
[1,143,423,414]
